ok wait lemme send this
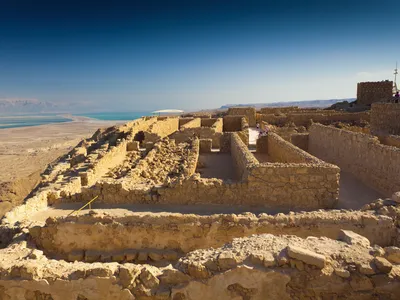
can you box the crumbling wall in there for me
[29,209,396,260]
[371,103,400,135]
[357,81,393,105]
[227,107,256,126]
[3,233,400,299]
[259,111,370,127]
[259,106,299,114]
[309,123,400,196]
[144,117,179,142]
[1,118,159,226]
[76,132,339,210]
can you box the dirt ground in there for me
[0,118,124,217]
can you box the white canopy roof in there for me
[151,109,184,114]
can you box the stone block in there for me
[218,251,238,270]
[384,246,400,263]
[137,251,148,262]
[338,230,370,248]
[199,139,212,153]
[149,251,163,261]
[163,251,178,261]
[286,245,326,269]
[392,191,400,203]
[335,268,350,278]
[125,250,138,262]
[374,257,392,274]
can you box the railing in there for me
[66,195,99,217]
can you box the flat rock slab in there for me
[286,245,326,269]
[339,230,370,248]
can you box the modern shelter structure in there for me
[151,109,184,116]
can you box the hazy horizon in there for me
[0,0,398,111]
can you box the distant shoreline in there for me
[0,112,150,130]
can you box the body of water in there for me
[77,111,151,121]
[0,114,72,129]
[0,112,152,129]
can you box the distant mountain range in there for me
[0,98,93,114]
[220,98,356,109]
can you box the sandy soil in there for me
[0,117,126,216]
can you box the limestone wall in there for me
[180,118,201,129]
[357,81,393,105]
[75,132,338,211]
[170,127,222,148]
[144,117,179,142]
[259,111,370,127]
[227,107,256,126]
[371,103,400,135]
[210,118,223,132]
[3,232,400,299]
[309,123,400,196]
[179,118,195,128]
[201,118,217,127]
[267,133,320,164]
[2,118,159,226]
[223,115,244,131]
[29,209,395,260]
[290,133,309,151]
[231,133,258,180]
[259,106,299,114]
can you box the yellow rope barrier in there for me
[67,195,99,217]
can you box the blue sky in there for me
[0,0,398,112]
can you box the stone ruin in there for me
[0,105,400,299]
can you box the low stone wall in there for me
[259,111,370,127]
[259,106,299,114]
[170,127,222,148]
[144,117,179,142]
[309,123,400,196]
[184,138,199,177]
[227,107,256,126]
[290,133,309,151]
[267,133,320,164]
[371,103,400,135]
[76,132,339,211]
[2,118,160,226]
[180,118,201,129]
[231,133,258,180]
[29,209,395,260]
[4,232,399,299]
